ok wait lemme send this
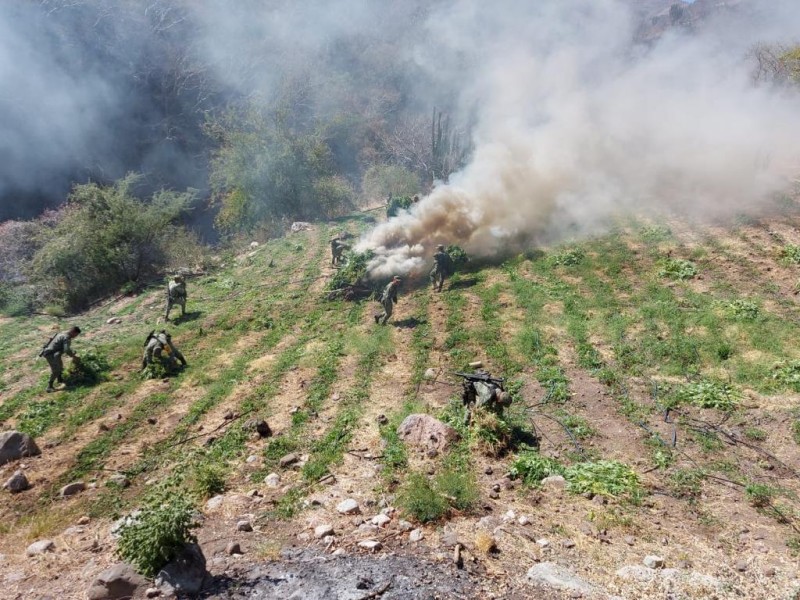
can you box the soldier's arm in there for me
[63,338,75,357]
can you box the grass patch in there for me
[564,460,641,501]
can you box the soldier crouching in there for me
[142,330,187,372]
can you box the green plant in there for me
[549,248,585,266]
[658,258,698,280]
[326,250,375,296]
[639,225,672,243]
[191,462,226,499]
[435,468,478,512]
[471,409,512,457]
[564,460,640,500]
[117,491,198,577]
[673,380,741,411]
[669,468,705,499]
[397,472,448,523]
[362,164,419,202]
[386,195,414,217]
[509,448,564,485]
[62,350,111,387]
[772,361,800,392]
[780,244,800,264]
[792,420,800,445]
[744,427,767,442]
[745,483,776,508]
[726,299,760,320]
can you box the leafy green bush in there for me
[117,492,198,577]
[397,472,448,523]
[745,483,776,508]
[658,258,697,280]
[386,195,414,217]
[549,248,585,266]
[435,468,478,511]
[62,350,111,387]
[509,448,564,485]
[673,380,740,411]
[191,462,226,499]
[327,250,375,295]
[726,299,760,320]
[669,468,705,499]
[362,164,419,202]
[772,361,800,392]
[639,225,672,243]
[780,244,800,264]
[0,282,37,316]
[30,175,196,311]
[564,460,640,500]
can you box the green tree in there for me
[31,174,196,311]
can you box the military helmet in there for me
[437,244,445,251]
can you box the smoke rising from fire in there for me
[358,0,800,279]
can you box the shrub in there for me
[117,491,198,577]
[435,468,478,512]
[509,448,564,485]
[669,468,705,499]
[386,195,414,217]
[549,248,585,266]
[726,299,760,320]
[362,164,419,202]
[191,462,226,499]
[772,361,800,392]
[639,225,672,243]
[658,258,697,280]
[673,380,740,412]
[62,350,111,387]
[397,472,448,523]
[471,409,512,457]
[745,483,776,508]
[780,244,800,264]
[564,460,640,500]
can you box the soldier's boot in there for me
[374,314,381,324]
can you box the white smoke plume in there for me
[358,0,800,279]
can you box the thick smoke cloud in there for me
[358,0,800,279]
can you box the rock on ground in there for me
[60,481,86,497]
[86,562,149,600]
[0,431,41,466]
[527,562,596,595]
[26,540,55,557]
[3,470,29,493]
[155,543,207,596]
[337,499,360,515]
[396,414,459,452]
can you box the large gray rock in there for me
[155,543,207,596]
[3,470,29,493]
[86,562,149,600]
[0,431,41,466]
[527,562,596,594]
[60,481,86,498]
[397,414,459,452]
[26,539,55,556]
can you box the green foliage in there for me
[397,472,448,523]
[435,467,478,512]
[772,361,800,392]
[191,461,226,499]
[780,244,800,264]
[549,248,585,266]
[792,420,800,446]
[445,245,470,269]
[386,195,414,217]
[327,250,375,293]
[209,104,353,233]
[0,283,37,317]
[509,448,564,485]
[556,411,595,440]
[471,409,513,457]
[658,258,698,280]
[639,224,672,243]
[745,483,776,508]
[669,468,705,499]
[141,360,172,380]
[673,380,741,411]
[725,299,760,320]
[744,427,767,442]
[362,164,419,202]
[564,460,641,500]
[62,350,111,387]
[117,491,198,577]
[30,175,195,311]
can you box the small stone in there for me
[108,473,129,488]
[372,514,391,527]
[624,536,635,546]
[484,466,493,475]
[60,481,86,498]
[244,419,271,438]
[223,411,235,420]
[78,516,90,525]
[206,495,224,511]
[264,473,281,487]
[279,453,300,468]
[337,499,360,515]
[145,588,161,598]
[643,555,664,569]
[764,566,776,577]
[592,495,607,506]
[236,520,253,532]
[426,448,439,459]
[569,592,583,599]
[562,539,576,548]
[247,489,261,497]
[488,490,500,499]
[518,515,530,526]
[3,470,29,493]
[503,510,516,522]
[398,520,413,531]
[26,540,55,556]
[358,524,379,535]
[106,317,122,325]
[536,538,550,548]
[297,533,311,542]
[376,414,388,426]
[734,559,748,572]
[492,483,501,492]
[423,368,437,380]
[246,455,259,464]
[147,417,157,425]
[358,540,382,552]
[441,530,460,547]
[410,529,424,542]
[225,542,242,555]
[314,524,334,539]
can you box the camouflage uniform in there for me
[142,330,187,371]
[375,277,400,325]
[165,276,187,320]
[430,245,450,292]
[330,239,350,266]
[41,329,79,391]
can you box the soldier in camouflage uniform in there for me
[430,244,452,292]
[40,326,81,392]
[374,276,401,325]
[142,329,187,371]
[165,275,187,321]
[330,237,350,266]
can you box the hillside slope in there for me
[2,203,800,599]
